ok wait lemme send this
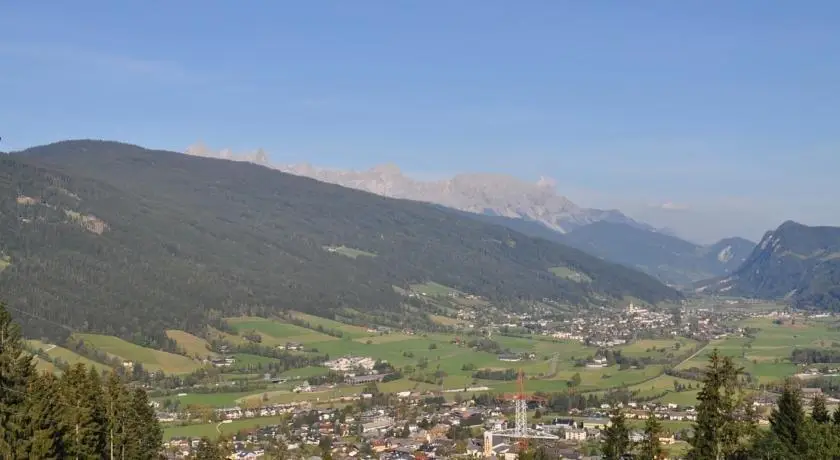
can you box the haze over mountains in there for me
[184,143,756,286]
[186,142,653,234]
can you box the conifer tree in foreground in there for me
[0,302,162,458]
[601,406,630,460]
[811,393,829,424]
[769,381,805,457]
[0,302,37,456]
[191,437,226,460]
[636,410,664,460]
[687,349,756,460]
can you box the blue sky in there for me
[1,1,839,242]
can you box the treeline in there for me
[472,368,520,381]
[791,347,840,364]
[599,349,840,460]
[0,304,161,458]
[211,340,329,370]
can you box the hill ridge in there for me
[5,139,680,345]
[696,220,840,310]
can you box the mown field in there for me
[166,330,218,360]
[29,339,113,374]
[676,316,829,384]
[75,333,203,374]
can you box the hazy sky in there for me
[2,1,839,243]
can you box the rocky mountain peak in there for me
[182,143,650,234]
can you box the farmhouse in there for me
[284,342,304,351]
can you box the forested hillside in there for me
[1,140,678,345]
[453,210,754,286]
[697,221,840,310]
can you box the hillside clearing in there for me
[166,330,218,360]
[29,339,112,373]
[76,333,203,374]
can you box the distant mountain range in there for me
[184,143,653,234]
[183,144,756,286]
[277,162,654,234]
[697,221,840,310]
[449,211,754,286]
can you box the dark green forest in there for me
[0,304,161,458]
[0,140,679,346]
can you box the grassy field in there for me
[226,316,339,346]
[322,245,376,259]
[624,374,701,405]
[289,311,371,339]
[156,391,262,408]
[76,333,203,374]
[164,415,288,439]
[278,366,330,380]
[676,317,822,384]
[409,282,462,297]
[29,339,112,374]
[166,330,218,360]
[549,266,591,283]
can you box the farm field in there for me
[28,339,113,374]
[225,316,339,346]
[278,366,330,380]
[76,333,203,374]
[289,311,371,339]
[675,316,830,384]
[166,330,217,360]
[164,415,289,439]
[409,282,462,297]
[156,391,264,409]
[549,266,591,283]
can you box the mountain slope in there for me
[439,211,754,286]
[5,140,680,344]
[183,144,652,234]
[697,221,840,309]
[278,164,652,233]
[562,222,754,286]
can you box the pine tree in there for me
[637,411,664,460]
[833,405,840,425]
[0,302,36,458]
[811,394,830,424]
[25,373,68,458]
[59,363,108,458]
[601,407,630,460]
[770,381,805,456]
[104,371,130,459]
[128,387,163,459]
[191,437,224,460]
[687,349,756,460]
